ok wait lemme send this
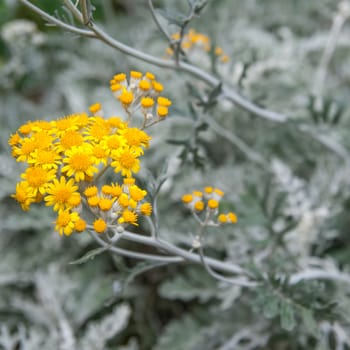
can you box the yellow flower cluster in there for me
[166,29,229,63]
[182,186,237,225]
[110,71,172,127]
[8,72,164,236]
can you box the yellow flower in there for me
[62,145,98,181]
[118,209,138,225]
[53,115,79,135]
[13,137,39,162]
[45,176,79,212]
[85,117,111,143]
[55,210,80,236]
[93,218,107,233]
[157,97,172,107]
[139,79,151,91]
[89,102,102,114]
[141,97,155,108]
[207,199,219,209]
[84,185,98,197]
[75,218,87,232]
[194,201,205,211]
[139,202,152,216]
[157,106,168,118]
[182,194,193,204]
[152,81,163,93]
[27,149,61,169]
[122,128,151,149]
[11,181,35,211]
[119,90,134,106]
[111,147,141,177]
[98,197,113,211]
[109,183,123,198]
[129,185,147,202]
[87,195,100,207]
[57,130,84,152]
[21,166,56,195]
[218,214,227,224]
[130,71,142,79]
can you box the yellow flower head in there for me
[62,145,98,182]
[55,210,80,236]
[93,218,107,233]
[45,176,79,212]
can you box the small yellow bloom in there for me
[130,71,142,79]
[55,210,79,236]
[227,212,237,223]
[139,79,151,91]
[99,198,113,211]
[93,218,107,233]
[87,195,100,207]
[119,90,134,106]
[157,106,168,118]
[140,202,152,216]
[141,97,155,108]
[218,214,228,224]
[129,185,147,202]
[207,199,219,209]
[75,218,87,232]
[118,209,138,225]
[11,181,35,211]
[157,97,172,107]
[194,201,205,211]
[182,194,193,204]
[89,103,102,114]
[84,186,98,197]
[152,81,163,93]
[113,73,127,82]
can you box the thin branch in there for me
[289,268,350,285]
[120,230,251,277]
[88,230,181,263]
[19,0,94,37]
[62,0,83,22]
[198,244,259,287]
[202,115,268,167]
[313,4,350,97]
[147,0,172,42]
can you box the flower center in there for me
[70,153,91,171]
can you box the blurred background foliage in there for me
[1,0,350,349]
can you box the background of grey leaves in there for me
[1,0,350,349]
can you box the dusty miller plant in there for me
[1,0,350,349]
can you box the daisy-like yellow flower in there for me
[122,128,151,149]
[61,145,98,181]
[11,181,36,211]
[85,117,111,143]
[55,210,80,236]
[57,130,84,152]
[27,149,61,169]
[21,166,56,195]
[111,147,141,177]
[118,209,138,225]
[45,176,79,212]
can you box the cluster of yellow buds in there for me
[182,186,237,225]
[8,71,167,236]
[166,29,229,64]
[110,71,172,127]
